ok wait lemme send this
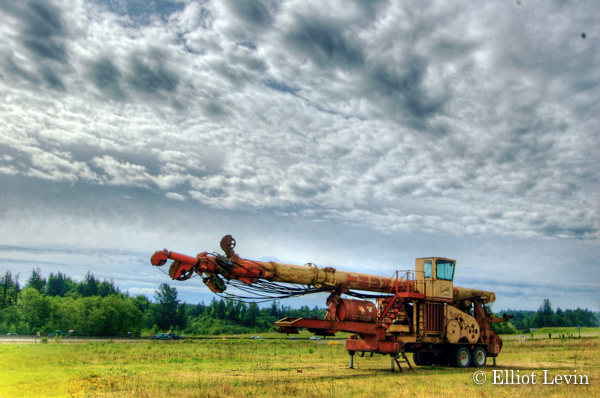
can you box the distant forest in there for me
[0,268,325,336]
[491,298,599,334]
[0,269,598,336]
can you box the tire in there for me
[472,346,487,367]
[454,346,471,368]
[413,352,423,366]
[413,352,432,366]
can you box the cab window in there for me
[436,260,455,281]
[424,260,432,278]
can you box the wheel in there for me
[414,352,435,366]
[413,352,431,366]
[454,346,471,368]
[413,352,422,366]
[413,351,434,366]
[472,346,487,367]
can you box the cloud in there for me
[127,50,180,95]
[221,0,277,31]
[0,0,596,241]
[15,1,69,63]
[0,0,76,91]
[87,56,126,100]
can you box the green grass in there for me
[0,336,598,397]
[532,326,597,335]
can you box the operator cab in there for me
[415,257,455,302]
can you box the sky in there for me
[0,0,598,312]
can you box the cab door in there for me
[433,259,454,301]
[415,258,455,301]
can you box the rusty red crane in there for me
[151,235,510,370]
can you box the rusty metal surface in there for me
[336,299,378,323]
[220,234,237,258]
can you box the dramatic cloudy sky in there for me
[0,0,598,312]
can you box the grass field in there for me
[0,333,597,398]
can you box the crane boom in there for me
[151,235,495,302]
[151,248,394,291]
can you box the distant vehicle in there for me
[48,330,68,337]
[250,335,263,339]
[6,333,18,336]
[68,330,89,337]
[309,336,322,340]
[151,332,183,340]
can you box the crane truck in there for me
[150,235,511,370]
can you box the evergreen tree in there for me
[269,301,280,317]
[77,272,99,297]
[0,271,20,309]
[533,298,553,327]
[189,301,207,317]
[153,283,181,330]
[237,301,247,321]
[245,302,260,327]
[176,303,187,330]
[46,272,71,297]
[209,298,227,319]
[26,268,46,294]
[553,307,566,326]
[97,279,119,297]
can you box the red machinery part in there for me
[336,299,378,323]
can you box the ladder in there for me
[391,352,414,372]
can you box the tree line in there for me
[491,298,599,334]
[0,269,145,336]
[184,297,326,335]
[2,269,597,337]
[0,268,325,336]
